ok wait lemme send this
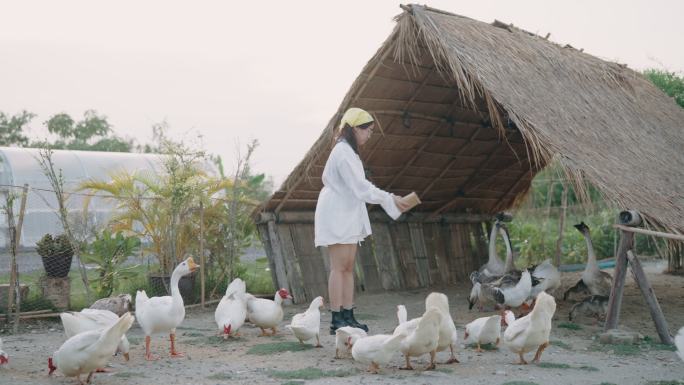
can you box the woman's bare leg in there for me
[341,244,357,309]
[328,244,356,310]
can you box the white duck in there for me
[48,313,135,385]
[529,259,562,299]
[675,327,684,362]
[397,308,442,370]
[246,288,292,336]
[425,292,459,364]
[135,257,198,360]
[464,314,502,352]
[503,291,556,364]
[563,222,613,300]
[215,278,247,339]
[493,270,532,310]
[335,326,367,359]
[351,332,407,373]
[88,294,132,317]
[60,309,131,361]
[0,337,7,366]
[287,296,324,347]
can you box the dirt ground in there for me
[1,260,683,385]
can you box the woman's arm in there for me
[336,151,402,219]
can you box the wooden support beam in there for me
[492,169,533,211]
[625,250,674,345]
[421,126,484,196]
[383,125,443,190]
[266,220,290,291]
[613,224,684,242]
[604,230,633,331]
[428,136,524,217]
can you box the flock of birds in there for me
[1,221,683,384]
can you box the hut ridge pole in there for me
[625,250,674,345]
[554,182,568,267]
[199,200,205,309]
[604,229,633,331]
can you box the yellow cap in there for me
[339,108,374,129]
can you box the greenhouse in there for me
[0,147,192,248]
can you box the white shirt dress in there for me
[314,140,401,247]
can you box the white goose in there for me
[397,308,442,370]
[464,315,502,352]
[675,327,683,362]
[503,291,557,364]
[246,288,292,335]
[335,326,367,359]
[0,337,7,366]
[529,259,562,299]
[425,293,459,364]
[135,257,198,360]
[287,296,324,347]
[351,332,407,374]
[60,309,131,361]
[49,313,135,385]
[215,278,247,339]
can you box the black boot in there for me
[342,307,369,332]
[329,309,349,335]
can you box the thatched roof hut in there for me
[255,4,684,302]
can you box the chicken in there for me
[464,315,502,352]
[215,278,248,339]
[503,291,557,364]
[287,296,324,347]
[425,292,459,363]
[351,332,407,373]
[246,288,292,336]
[397,308,442,370]
[335,326,367,359]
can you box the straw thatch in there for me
[258,4,684,234]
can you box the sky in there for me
[1,0,682,188]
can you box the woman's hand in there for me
[393,195,412,213]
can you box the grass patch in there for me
[468,343,498,351]
[434,367,454,374]
[113,372,147,378]
[247,342,314,355]
[550,340,572,350]
[537,362,571,369]
[645,382,684,385]
[268,367,357,380]
[281,382,306,385]
[127,337,141,345]
[206,372,233,380]
[501,382,539,385]
[182,331,205,338]
[588,338,671,356]
[557,322,582,330]
[599,383,617,385]
[577,365,599,372]
[351,313,381,320]
[643,336,677,351]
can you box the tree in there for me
[36,110,134,152]
[0,111,35,146]
[643,69,684,108]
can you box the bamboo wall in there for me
[256,211,489,304]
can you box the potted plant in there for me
[36,233,74,278]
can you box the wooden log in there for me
[390,223,420,289]
[262,210,492,225]
[421,224,443,286]
[370,222,403,290]
[625,250,674,345]
[409,223,430,287]
[613,224,684,242]
[291,224,327,301]
[266,220,290,294]
[256,223,279,290]
[276,224,306,303]
[604,230,633,331]
[554,182,569,266]
[357,237,382,292]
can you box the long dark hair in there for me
[334,121,372,155]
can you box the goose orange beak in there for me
[187,257,199,272]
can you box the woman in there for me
[315,107,412,334]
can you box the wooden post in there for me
[554,182,568,267]
[12,185,28,333]
[266,220,289,291]
[539,180,555,255]
[199,201,205,309]
[625,250,674,345]
[604,230,633,331]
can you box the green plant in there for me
[36,234,74,259]
[82,229,141,298]
[247,342,314,355]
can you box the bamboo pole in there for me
[612,224,684,242]
[12,185,29,333]
[554,182,568,267]
[625,250,674,345]
[199,201,205,309]
[604,230,633,331]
